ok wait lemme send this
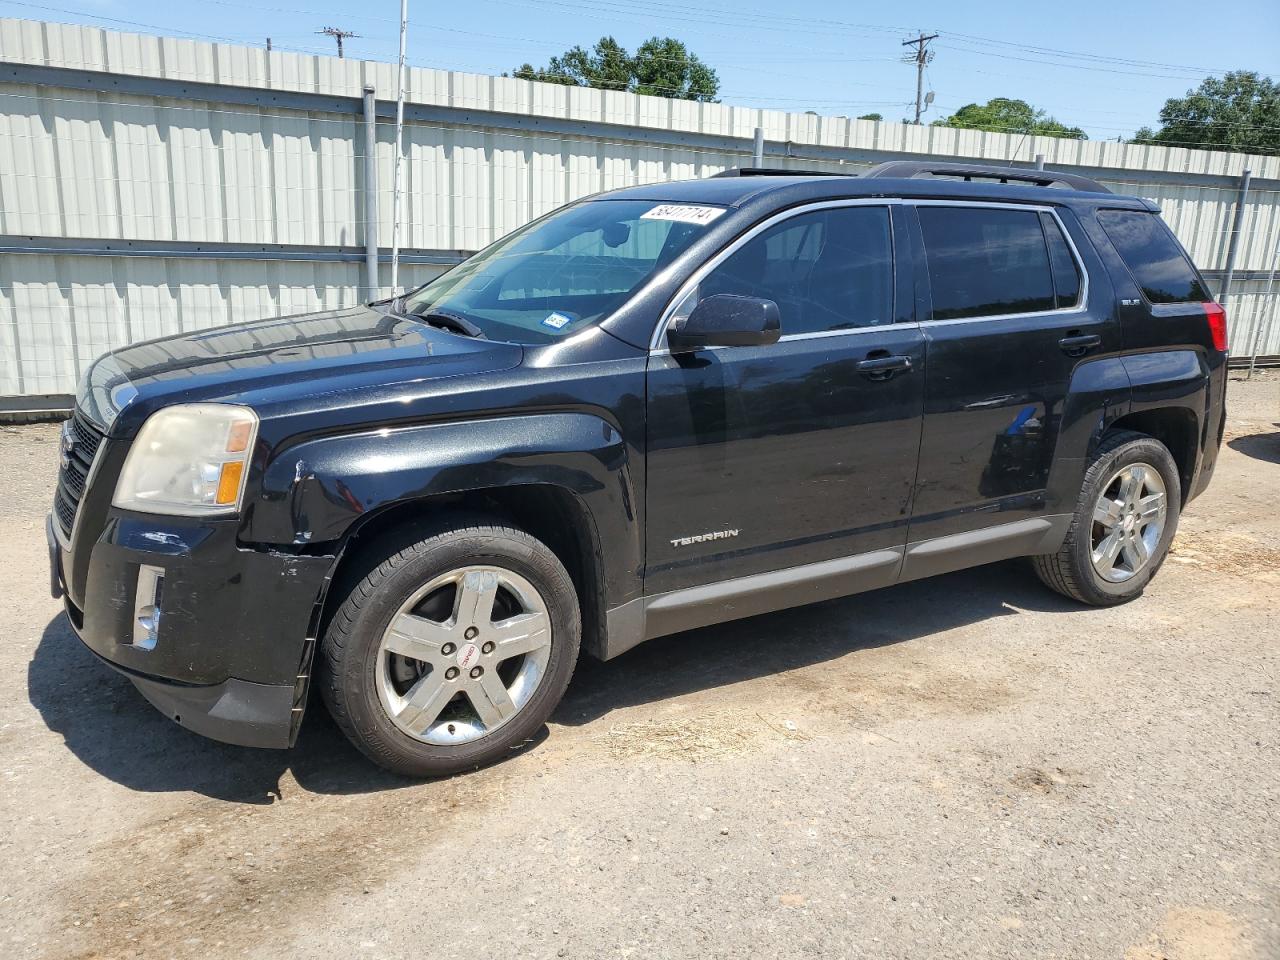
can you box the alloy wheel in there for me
[376,565,552,745]
[1090,462,1168,583]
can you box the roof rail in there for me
[712,167,848,178]
[862,160,1110,194]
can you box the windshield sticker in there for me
[542,312,575,330]
[640,204,726,226]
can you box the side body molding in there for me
[244,412,641,612]
[603,547,904,660]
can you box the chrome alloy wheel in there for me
[1090,463,1168,583]
[376,566,552,745]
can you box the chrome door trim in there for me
[646,196,1093,352]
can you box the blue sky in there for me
[3,0,1277,140]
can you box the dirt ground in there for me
[1,373,1276,960]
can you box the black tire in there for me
[1032,430,1182,606]
[319,521,580,777]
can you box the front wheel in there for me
[319,522,581,777]
[1033,430,1181,606]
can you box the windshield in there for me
[401,199,724,343]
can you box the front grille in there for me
[53,410,106,538]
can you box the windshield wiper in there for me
[409,309,486,339]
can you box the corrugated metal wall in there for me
[2,17,1278,398]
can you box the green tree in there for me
[512,36,719,102]
[932,98,1086,139]
[632,37,718,101]
[512,37,632,91]
[857,112,884,122]
[1133,72,1279,153]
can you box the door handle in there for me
[856,353,913,380]
[1058,332,1101,357]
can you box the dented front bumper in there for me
[53,510,332,748]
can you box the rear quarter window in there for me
[1096,209,1210,304]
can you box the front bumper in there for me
[80,638,303,748]
[50,509,333,749]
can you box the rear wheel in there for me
[319,522,580,777]
[1033,430,1181,606]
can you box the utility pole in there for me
[319,26,359,58]
[902,32,937,124]
[389,0,409,294]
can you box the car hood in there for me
[81,306,524,436]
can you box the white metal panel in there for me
[2,17,1279,398]
[729,106,758,141]
[1225,278,1280,358]
[0,255,452,394]
[0,83,61,236]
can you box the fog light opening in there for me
[133,564,165,651]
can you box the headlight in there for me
[113,404,259,516]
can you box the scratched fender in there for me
[243,412,641,609]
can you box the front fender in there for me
[242,411,639,597]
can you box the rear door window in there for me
[1096,209,1210,304]
[693,206,894,334]
[917,206,1057,320]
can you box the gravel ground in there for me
[1,372,1277,960]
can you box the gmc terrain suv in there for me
[48,161,1229,776]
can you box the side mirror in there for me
[666,295,781,353]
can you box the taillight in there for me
[1203,301,1227,352]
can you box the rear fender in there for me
[1044,356,1131,515]
[1120,349,1208,420]
[1046,349,1208,514]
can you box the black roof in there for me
[598,167,1147,211]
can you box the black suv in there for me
[47,161,1228,776]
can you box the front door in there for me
[644,203,926,597]
[903,202,1119,565]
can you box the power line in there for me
[941,29,1241,78]
[935,40,1215,82]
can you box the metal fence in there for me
[2,17,1278,405]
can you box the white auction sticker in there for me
[640,204,726,226]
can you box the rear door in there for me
[903,201,1119,575]
[644,201,925,597]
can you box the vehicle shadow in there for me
[28,613,405,804]
[29,559,1077,804]
[1227,430,1280,464]
[554,558,1078,726]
